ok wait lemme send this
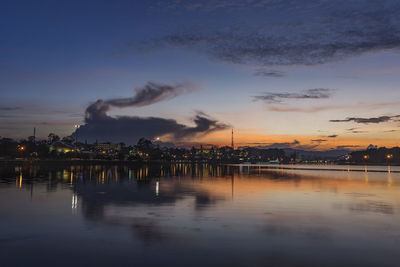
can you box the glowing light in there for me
[18,172,22,189]
[72,194,78,209]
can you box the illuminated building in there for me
[49,141,76,153]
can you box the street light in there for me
[386,154,393,167]
[74,124,80,142]
[74,125,80,151]
[362,154,369,172]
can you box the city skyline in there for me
[1,0,400,150]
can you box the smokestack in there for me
[231,128,234,149]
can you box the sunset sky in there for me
[1,0,400,150]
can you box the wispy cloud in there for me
[267,101,400,113]
[344,128,399,134]
[142,1,400,66]
[0,106,22,111]
[85,82,195,120]
[247,139,319,150]
[106,81,195,108]
[158,0,286,11]
[253,69,285,78]
[268,105,345,113]
[311,139,327,142]
[330,115,400,124]
[336,145,361,150]
[345,127,368,134]
[253,88,333,104]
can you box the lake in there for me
[1,163,399,266]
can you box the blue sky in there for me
[1,0,400,149]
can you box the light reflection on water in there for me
[1,163,400,267]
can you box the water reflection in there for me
[0,163,400,266]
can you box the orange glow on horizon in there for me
[176,129,400,150]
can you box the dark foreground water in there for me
[1,163,399,267]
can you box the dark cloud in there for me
[351,131,368,134]
[346,128,358,131]
[248,140,319,150]
[247,140,299,148]
[328,135,338,138]
[267,101,400,113]
[311,139,327,143]
[141,1,400,66]
[77,110,228,144]
[0,106,21,111]
[159,0,284,11]
[76,82,227,144]
[253,88,332,104]
[254,69,285,78]
[85,82,194,120]
[336,145,361,150]
[105,82,194,108]
[330,115,400,124]
[267,105,344,113]
[174,113,228,139]
[344,127,368,134]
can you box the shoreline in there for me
[0,159,398,172]
[227,163,399,173]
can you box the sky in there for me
[1,0,400,150]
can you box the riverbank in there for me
[228,163,399,173]
[1,158,398,166]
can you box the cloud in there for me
[336,145,361,150]
[77,109,228,144]
[0,106,22,111]
[140,1,400,66]
[267,105,345,113]
[351,131,368,134]
[247,140,299,148]
[330,115,400,124]
[253,88,333,104]
[85,82,194,120]
[159,0,280,11]
[311,139,327,143]
[267,101,400,113]
[254,69,285,78]
[173,113,228,138]
[106,81,194,108]
[86,82,194,119]
[328,135,338,138]
[248,139,319,150]
[76,82,228,144]
[344,128,368,134]
[346,128,358,131]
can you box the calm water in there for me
[1,163,399,267]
